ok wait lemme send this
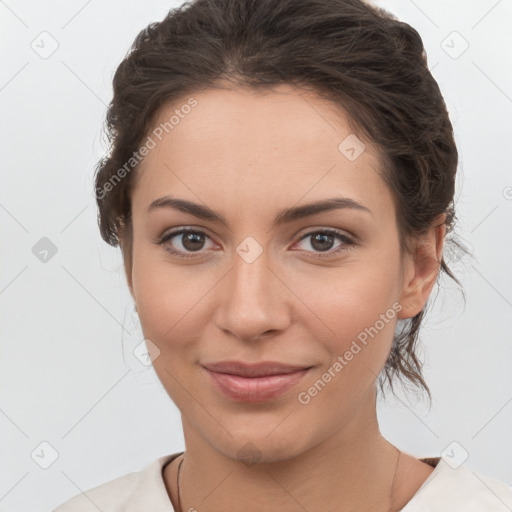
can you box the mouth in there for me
[201,361,313,403]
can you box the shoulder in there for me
[52,452,182,512]
[402,456,512,511]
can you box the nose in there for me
[214,246,291,343]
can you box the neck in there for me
[174,388,401,512]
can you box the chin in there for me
[210,430,313,466]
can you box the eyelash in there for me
[155,227,356,260]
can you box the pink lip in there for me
[202,361,312,403]
[202,360,311,377]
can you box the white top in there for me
[53,452,512,511]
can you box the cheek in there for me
[134,270,210,349]
[291,257,402,384]
[295,288,401,411]
[294,255,402,333]
[130,241,202,345]
[132,258,212,403]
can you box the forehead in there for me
[132,84,392,221]
[142,83,375,165]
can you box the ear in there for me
[397,215,446,319]
[119,230,135,301]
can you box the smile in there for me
[203,367,311,403]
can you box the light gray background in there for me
[1,1,511,511]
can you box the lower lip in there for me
[204,367,311,403]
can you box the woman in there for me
[54,0,512,510]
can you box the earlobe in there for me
[397,219,446,319]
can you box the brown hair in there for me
[94,0,465,404]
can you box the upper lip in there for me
[202,361,312,377]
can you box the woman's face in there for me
[125,84,435,462]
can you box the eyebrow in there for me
[147,195,371,228]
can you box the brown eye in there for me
[309,232,336,252]
[295,229,355,258]
[180,231,206,251]
[157,228,216,258]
